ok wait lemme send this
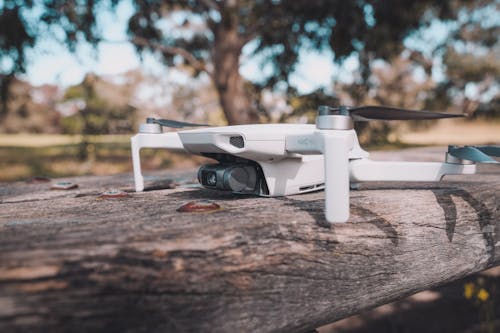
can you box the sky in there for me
[19,0,342,94]
[16,1,490,95]
[21,1,142,87]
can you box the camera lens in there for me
[200,170,217,187]
[226,167,249,192]
[206,172,217,186]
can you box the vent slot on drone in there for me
[299,185,315,191]
[299,183,324,192]
[229,136,245,148]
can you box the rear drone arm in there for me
[131,132,185,191]
[286,111,478,224]
[349,159,476,182]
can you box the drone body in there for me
[131,106,497,223]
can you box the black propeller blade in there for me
[448,146,499,164]
[147,118,209,128]
[348,106,464,121]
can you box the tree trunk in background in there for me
[212,15,259,125]
[0,74,14,118]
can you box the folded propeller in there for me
[148,105,464,129]
[447,145,500,164]
[319,105,464,121]
[146,117,209,128]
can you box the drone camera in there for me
[198,163,258,193]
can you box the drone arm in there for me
[131,133,185,192]
[285,134,321,154]
[349,159,476,182]
[286,131,357,223]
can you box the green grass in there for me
[0,134,182,182]
[0,134,130,147]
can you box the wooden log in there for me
[0,147,499,333]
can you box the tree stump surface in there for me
[0,147,499,333]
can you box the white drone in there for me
[131,105,499,223]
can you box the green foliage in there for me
[60,114,84,134]
[445,48,500,84]
[0,5,35,73]
[60,74,136,137]
[64,86,86,100]
[474,96,500,119]
[285,89,339,122]
[464,277,498,333]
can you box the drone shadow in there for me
[162,186,495,263]
[356,184,495,263]
[165,189,399,245]
[430,188,495,264]
[278,197,399,246]
[164,188,262,201]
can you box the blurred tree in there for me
[442,40,499,117]
[61,74,136,159]
[285,89,339,123]
[330,54,439,145]
[0,0,102,118]
[126,0,459,124]
[1,0,498,124]
[61,74,137,134]
[406,1,500,118]
[0,77,61,133]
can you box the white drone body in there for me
[131,106,485,224]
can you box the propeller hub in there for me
[139,122,162,134]
[316,106,353,130]
[445,152,475,165]
[318,105,351,116]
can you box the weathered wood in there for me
[0,147,499,333]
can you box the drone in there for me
[131,105,499,223]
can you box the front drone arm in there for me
[286,129,357,223]
[349,159,476,182]
[131,132,185,192]
[319,131,354,223]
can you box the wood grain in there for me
[0,147,499,333]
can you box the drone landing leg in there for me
[320,131,353,223]
[131,136,145,192]
[130,132,185,192]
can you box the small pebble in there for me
[177,200,221,213]
[146,179,177,191]
[50,181,78,190]
[26,176,51,184]
[98,189,130,199]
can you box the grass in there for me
[398,118,500,146]
[0,134,130,147]
[0,134,205,182]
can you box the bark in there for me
[212,11,259,125]
[133,6,260,126]
[0,148,499,333]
